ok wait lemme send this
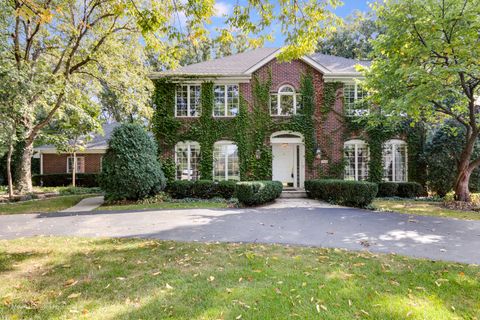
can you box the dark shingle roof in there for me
[35,122,120,151]
[308,53,371,73]
[152,48,371,77]
[158,48,279,76]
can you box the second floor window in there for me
[344,83,367,116]
[270,85,301,116]
[214,85,239,116]
[176,85,201,117]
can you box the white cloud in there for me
[214,1,232,17]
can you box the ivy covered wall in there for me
[151,70,323,182]
[151,59,427,185]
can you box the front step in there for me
[280,189,308,198]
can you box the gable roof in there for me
[35,122,120,153]
[150,47,371,79]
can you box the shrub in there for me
[305,179,378,208]
[98,123,166,201]
[425,121,480,197]
[217,180,237,199]
[59,186,102,195]
[235,181,283,206]
[396,182,424,198]
[166,180,194,199]
[32,173,99,187]
[191,180,217,199]
[377,182,399,197]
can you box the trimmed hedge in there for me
[377,182,423,198]
[32,173,99,187]
[377,182,399,197]
[166,180,237,199]
[305,179,378,208]
[235,181,283,206]
[397,182,424,198]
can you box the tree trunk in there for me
[14,139,34,194]
[454,164,472,202]
[6,140,14,200]
[72,151,76,187]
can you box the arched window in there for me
[383,139,408,182]
[213,141,240,181]
[344,140,369,181]
[175,141,200,180]
[270,85,301,116]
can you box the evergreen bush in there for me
[99,123,166,201]
[235,181,283,206]
[305,179,378,208]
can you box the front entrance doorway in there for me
[271,131,305,188]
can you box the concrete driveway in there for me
[1,199,480,264]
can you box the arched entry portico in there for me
[270,131,305,188]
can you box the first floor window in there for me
[175,142,200,180]
[270,85,301,116]
[383,139,408,182]
[213,141,240,181]
[67,156,85,173]
[176,85,201,117]
[214,84,239,116]
[344,140,369,181]
[343,82,367,116]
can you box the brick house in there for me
[34,122,119,175]
[151,48,409,188]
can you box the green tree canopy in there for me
[363,0,480,201]
[317,10,380,60]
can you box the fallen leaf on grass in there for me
[116,277,126,281]
[208,276,215,282]
[165,283,174,290]
[64,279,78,287]
[67,293,81,299]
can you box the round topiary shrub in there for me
[99,123,166,201]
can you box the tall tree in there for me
[318,10,379,59]
[363,0,480,201]
[2,0,341,194]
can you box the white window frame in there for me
[270,85,300,116]
[213,84,239,117]
[67,156,85,174]
[343,82,367,117]
[175,141,200,181]
[175,84,201,117]
[212,141,240,181]
[344,140,369,181]
[382,139,408,182]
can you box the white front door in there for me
[272,143,296,187]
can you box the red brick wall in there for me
[240,58,346,179]
[168,57,347,181]
[42,153,103,174]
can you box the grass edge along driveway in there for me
[0,194,96,215]
[0,236,479,319]
[372,198,480,221]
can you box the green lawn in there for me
[97,201,229,211]
[372,198,480,220]
[0,194,94,215]
[0,237,479,319]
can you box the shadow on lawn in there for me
[1,237,478,319]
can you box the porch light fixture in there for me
[315,147,322,159]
